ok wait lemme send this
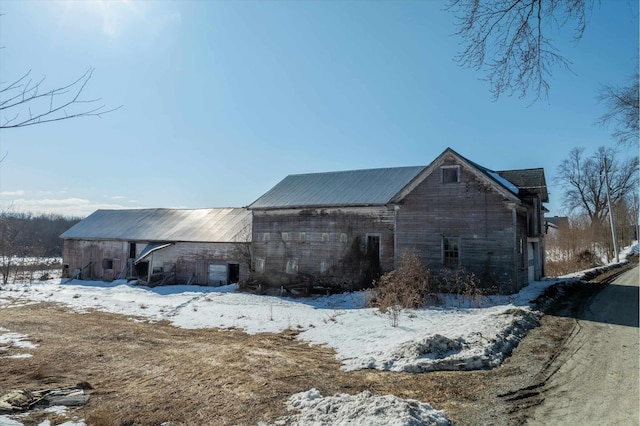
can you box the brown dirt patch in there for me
[5,260,635,425]
[0,301,483,425]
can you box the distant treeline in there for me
[0,212,81,257]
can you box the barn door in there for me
[527,243,535,282]
[365,234,381,284]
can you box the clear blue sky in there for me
[0,0,637,218]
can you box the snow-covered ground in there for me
[1,244,636,425]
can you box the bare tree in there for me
[447,0,592,100]
[0,67,120,129]
[0,211,30,285]
[555,146,639,224]
[597,71,640,147]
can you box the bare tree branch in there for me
[447,0,593,100]
[597,71,640,147]
[556,146,639,224]
[0,67,122,129]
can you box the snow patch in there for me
[274,389,451,426]
[0,328,37,359]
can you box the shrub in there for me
[437,267,485,306]
[368,252,438,313]
[545,249,604,277]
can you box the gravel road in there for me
[527,265,639,425]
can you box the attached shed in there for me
[60,208,252,286]
[248,148,548,294]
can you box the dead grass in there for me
[0,301,486,425]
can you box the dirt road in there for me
[527,265,639,425]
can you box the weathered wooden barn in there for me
[248,148,548,294]
[60,208,251,286]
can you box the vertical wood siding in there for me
[251,206,395,289]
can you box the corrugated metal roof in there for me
[60,208,252,242]
[249,166,427,209]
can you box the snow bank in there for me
[270,388,450,426]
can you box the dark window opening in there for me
[102,258,114,270]
[441,166,459,183]
[129,242,136,259]
[443,236,460,267]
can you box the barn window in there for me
[102,258,114,270]
[281,232,289,241]
[441,166,460,183]
[322,233,330,242]
[442,236,460,267]
[299,232,306,242]
[263,232,270,242]
[320,259,332,273]
[286,258,299,274]
[340,233,348,243]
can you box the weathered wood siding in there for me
[63,240,129,281]
[62,239,249,285]
[251,206,395,289]
[395,158,524,293]
[149,242,248,285]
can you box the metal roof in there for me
[60,208,252,243]
[249,149,548,210]
[249,166,427,209]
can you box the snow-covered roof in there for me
[60,208,252,243]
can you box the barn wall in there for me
[62,239,250,285]
[62,239,129,281]
[251,206,395,289]
[395,158,523,293]
[148,242,249,285]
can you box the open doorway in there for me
[135,261,149,280]
[228,263,240,284]
[365,234,381,285]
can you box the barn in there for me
[248,148,548,294]
[60,208,251,286]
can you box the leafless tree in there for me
[555,146,639,224]
[0,210,30,285]
[597,71,640,147]
[447,0,592,100]
[0,67,120,129]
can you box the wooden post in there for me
[603,157,620,263]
